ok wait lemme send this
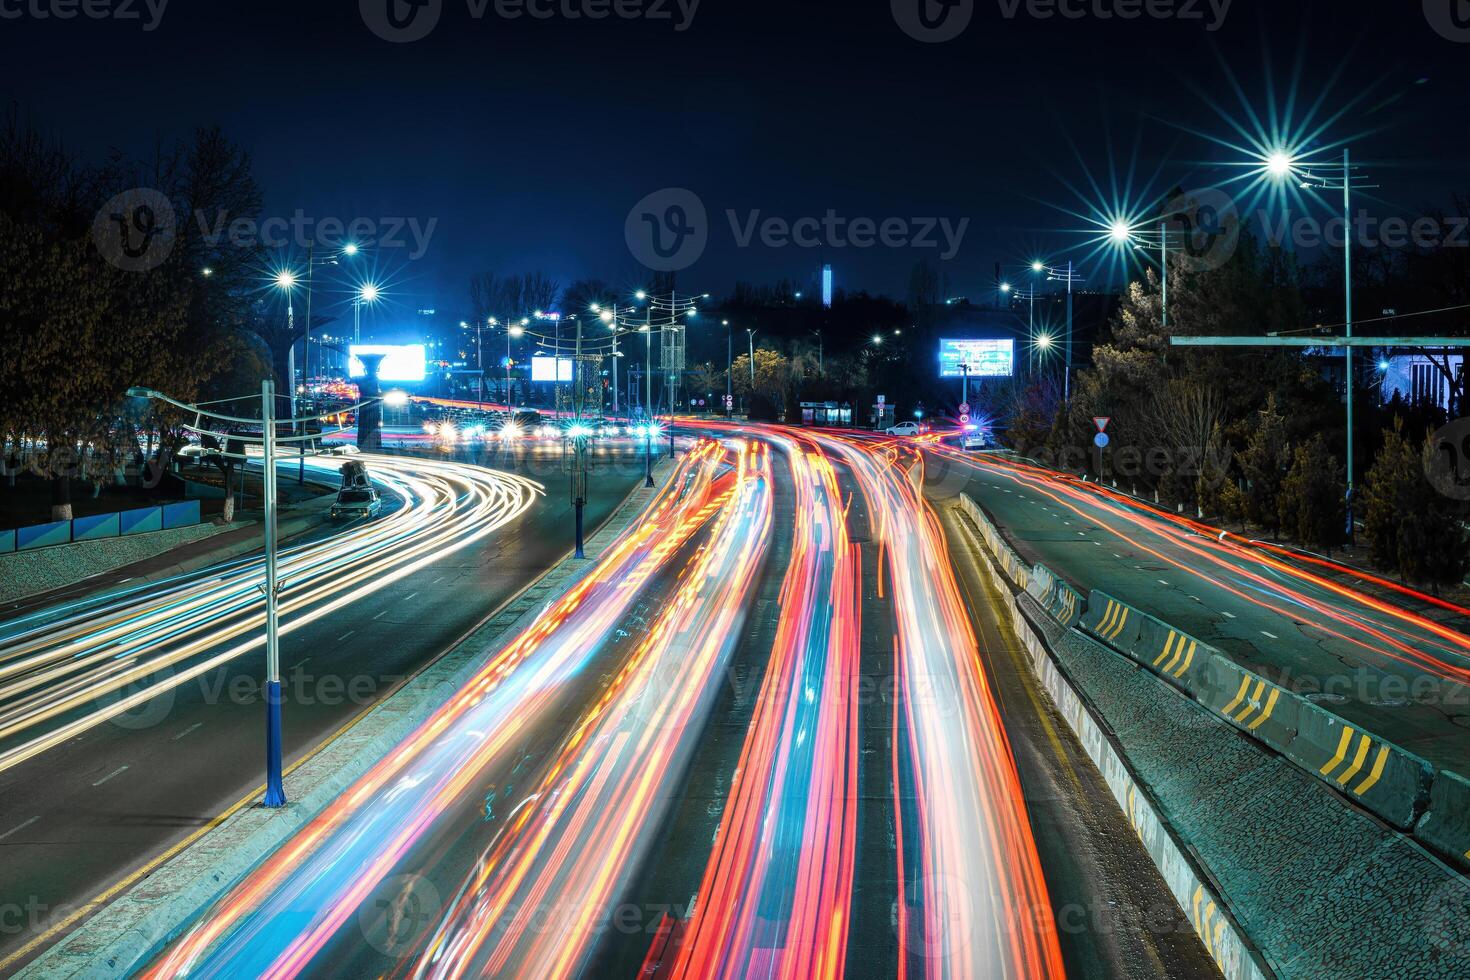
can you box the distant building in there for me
[1381,352,1462,412]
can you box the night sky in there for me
[4,0,1468,317]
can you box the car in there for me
[331,487,382,520]
[887,421,923,437]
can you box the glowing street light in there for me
[274,270,298,290]
[342,243,360,257]
[1265,150,1297,179]
[1108,220,1134,244]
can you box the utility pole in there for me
[260,380,285,807]
[611,304,621,419]
[644,305,654,488]
[572,316,587,558]
[124,381,375,808]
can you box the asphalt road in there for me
[13,432,1231,977]
[0,446,643,971]
[920,447,1470,774]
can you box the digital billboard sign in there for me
[530,356,575,383]
[938,339,1014,378]
[349,345,427,382]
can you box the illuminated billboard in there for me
[938,338,1014,378]
[349,345,427,382]
[530,356,575,383]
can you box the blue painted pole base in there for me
[574,500,586,559]
[264,679,287,808]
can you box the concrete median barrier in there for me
[1081,591,1144,655]
[1125,612,1210,694]
[1415,769,1470,872]
[1286,704,1433,831]
[1189,655,1299,753]
[1048,579,1084,629]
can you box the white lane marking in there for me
[0,817,39,841]
[432,576,446,585]
[1261,631,1278,639]
[404,592,419,602]
[1158,580,1170,586]
[92,766,129,787]
[1222,611,1237,619]
[296,658,312,670]
[337,631,356,643]
[1113,554,1123,559]
[373,610,389,620]
[172,723,204,741]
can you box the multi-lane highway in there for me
[921,445,1470,774]
[0,448,645,971]
[107,429,1221,980]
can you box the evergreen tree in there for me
[1239,394,1291,534]
[1277,436,1346,553]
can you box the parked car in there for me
[886,421,923,437]
[331,487,382,520]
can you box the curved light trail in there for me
[0,455,544,775]
[667,432,861,980]
[415,439,773,979]
[143,440,752,979]
[822,435,1065,980]
[132,431,1068,980]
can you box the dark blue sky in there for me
[5,0,1468,318]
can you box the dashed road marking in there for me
[372,610,389,620]
[0,817,39,841]
[404,592,419,602]
[337,631,355,642]
[172,723,204,741]
[1222,611,1237,619]
[1261,631,1278,639]
[92,766,129,787]
[1158,580,1170,586]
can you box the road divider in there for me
[957,493,1447,840]
[1416,769,1470,872]
[948,496,1269,980]
[955,492,1081,627]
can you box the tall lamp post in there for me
[1264,148,1375,538]
[125,382,380,808]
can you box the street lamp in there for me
[126,383,382,808]
[1264,146,1375,538]
[351,283,380,346]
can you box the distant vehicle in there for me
[340,460,371,490]
[961,428,989,450]
[322,444,360,456]
[331,487,382,520]
[887,421,923,437]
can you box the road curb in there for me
[954,493,1272,980]
[18,460,678,979]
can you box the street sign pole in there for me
[260,379,286,808]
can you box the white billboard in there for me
[530,357,575,383]
[938,338,1014,378]
[349,345,427,382]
